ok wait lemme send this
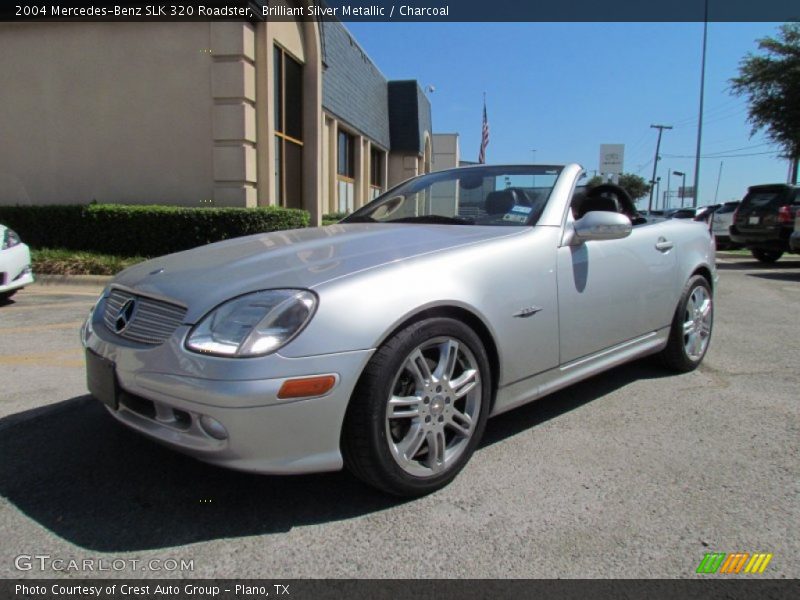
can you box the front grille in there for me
[102,288,187,345]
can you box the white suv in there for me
[711,201,741,249]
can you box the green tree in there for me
[730,23,800,182]
[585,175,604,188]
[586,172,651,200]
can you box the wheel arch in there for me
[372,304,501,411]
[691,264,714,290]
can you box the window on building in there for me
[274,45,303,209]
[337,131,355,178]
[370,146,383,200]
[337,130,355,212]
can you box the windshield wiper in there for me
[342,215,375,223]
[386,215,475,225]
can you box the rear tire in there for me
[0,290,17,302]
[752,249,783,263]
[341,317,491,497]
[658,275,713,372]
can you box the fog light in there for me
[199,415,228,440]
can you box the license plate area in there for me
[86,349,119,409]
[749,216,760,225]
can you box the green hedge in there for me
[0,204,309,257]
[322,212,349,226]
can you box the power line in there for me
[662,150,780,159]
[673,105,748,129]
[701,142,774,156]
[670,97,747,128]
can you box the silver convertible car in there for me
[82,164,715,496]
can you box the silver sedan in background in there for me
[82,164,716,496]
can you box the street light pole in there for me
[656,177,661,210]
[666,169,672,210]
[648,124,673,213]
[673,171,686,207]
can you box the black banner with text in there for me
[2,0,799,22]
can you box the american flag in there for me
[478,99,489,164]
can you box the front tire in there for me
[342,317,491,497]
[0,290,17,302]
[658,275,713,372]
[752,248,783,263]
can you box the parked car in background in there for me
[694,204,722,224]
[665,207,697,220]
[730,184,800,262]
[790,211,800,253]
[82,165,716,496]
[0,224,34,301]
[710,201,742,249]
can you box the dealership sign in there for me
[599,144,624,175]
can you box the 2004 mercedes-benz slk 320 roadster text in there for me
[82,164,716,496]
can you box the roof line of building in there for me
[334,19,389,82]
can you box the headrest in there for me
[485,189,516,214]
[581,195,618,215]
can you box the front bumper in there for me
[0,243,34,293]
[82,296,374,474]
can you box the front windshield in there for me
[343,165,563,226]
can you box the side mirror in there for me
[573,211,632,242]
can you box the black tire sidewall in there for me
[673,275,713,369]
[752,249,782,263]
[353,317,491,495]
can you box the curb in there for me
[33,274,113,287]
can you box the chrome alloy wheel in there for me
[385,337,482,478]
[683,285,712,360]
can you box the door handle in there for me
[655,238,674,252]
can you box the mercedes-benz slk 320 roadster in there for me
[82,164,716,496]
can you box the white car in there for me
[710,201,741,249]
[0,224,34,301]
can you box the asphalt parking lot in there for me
[0,255,798,579]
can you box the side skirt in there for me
[490,327,670,417]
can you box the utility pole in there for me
[648,124,673,213]
[693,0,709,208]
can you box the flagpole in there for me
[479,93,489,164]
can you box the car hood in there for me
[112,223,521,323]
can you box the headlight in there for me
[2,229,21,250]
[185,289,317,357]
[81,290,107,345]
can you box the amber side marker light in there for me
[277,375,337,399]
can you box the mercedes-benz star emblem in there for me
[114,298,137,333]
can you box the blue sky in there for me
[346,22,791,207]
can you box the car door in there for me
[556,220,677,365]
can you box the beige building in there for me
[0,7,433,225]
[432,133,461,172]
